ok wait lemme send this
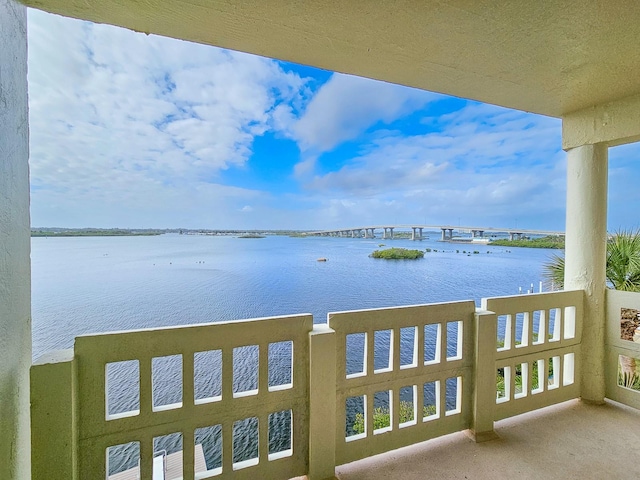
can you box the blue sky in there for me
[27,10,640,231]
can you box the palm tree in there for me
[543,230,640,292]
[544,230,640,389]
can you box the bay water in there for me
[31,233,553,473]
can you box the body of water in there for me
[31,233,554,473]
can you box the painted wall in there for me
[0,0,31,478]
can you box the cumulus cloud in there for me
[293,104,566,229]
[291,73,439,154]
[27,10,306,228]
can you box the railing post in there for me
[308,324,337,480]
[30,349,78,480]
[471,310,498,442]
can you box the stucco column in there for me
[564,143,608,404]
[0,0,31,478]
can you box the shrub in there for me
[351,401,436,434]
[370,248,424,259]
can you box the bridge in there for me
[304,225,564,241]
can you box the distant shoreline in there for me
[489,236,564,249]
[31,229,163,237]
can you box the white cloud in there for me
[291,73,439,154]
[27,10,306,228]
[292,104,566,229]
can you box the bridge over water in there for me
[304,225,564,241]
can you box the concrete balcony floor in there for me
[330,399,640,480]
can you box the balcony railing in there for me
[32,290,588,480]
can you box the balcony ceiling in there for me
[22,0,640,117]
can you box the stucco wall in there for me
[0,0,31,478]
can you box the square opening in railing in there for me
[346,333,366,378]
[106,360,140,420]
[194,350,222,405]
[514,363,528,399]
[268,410,293,460]
[374,329,393,373]
[399,385,417,428]
[233,417,259,470]
[423,381,439,421]
[424,324,441,365]
[445,377,462,415]
[446,321,463,360]
[268,341,293,391]
[399,327,417,369]
[152,354,183,412]
[548,308,561,342]
[346,395,366,441]
[563,352,575,386]
[497,315,511,351]
[195,424,222,478]
[532,310,546,345]
[233,345,259,397]
[549,356,560,390]
[514,312,529,348]
[620,308,640,342]
[496,366,510,403]
[618,354,640,392]
[153,432,183,480]
[373,390,392,434]
[106,441,139,477]
[564,306,576,339]
[531,359,546,395]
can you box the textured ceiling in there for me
[22,0,640,117]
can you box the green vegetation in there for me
[490,235,564,249]
[543,230,640,393]
[31,228,162,237]
[543,230,640,291]
[370,248,424,259]
[352,402,436,434]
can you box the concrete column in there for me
[411,227,416,241]
[441,228,446,241]
[419,228,423,240]
[308,325,336,479]
[564,143,608,404]
[389,227,394,239]
[0,1,31,478]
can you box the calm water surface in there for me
[32,233,551,357]
[31,233,553,473]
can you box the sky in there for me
[27,10,640,231]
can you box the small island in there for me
[238,234,266,238]
[370,247,424,259]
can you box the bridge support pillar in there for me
[411,227,416,241]
[419,228,423,240]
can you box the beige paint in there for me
[564,144,608,404]
[21,0,640,118]
[32,293,586,480]
[562,92,640,150]
[482,290,583,420]
[0,1,31,479]
[30,350,77,480]
[308,325,337,480]
[604,289,640,410]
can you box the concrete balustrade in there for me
[31,291,591,480]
